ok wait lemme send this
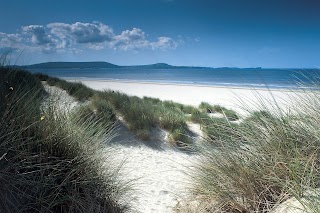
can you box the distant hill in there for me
[25,62,120,69]
[127,63,174,69]
[23,62,211,69]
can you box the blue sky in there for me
[0,0,319,68]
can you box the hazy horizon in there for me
[1,0,319,68]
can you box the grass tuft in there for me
[199,102,239,121]
[0,67,131,212]
[199,102,214,113]
[188,90,320,212]
[97,91,192,145]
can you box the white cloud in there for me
[0,33,23,49]
[117,28,146,41]
[112,28,177,51]
[151,37,178,50]
[112,28,149,50]
[48,22,114,46]
[0,22,179,54]
[21,25,61,53]
[22,25,55,45]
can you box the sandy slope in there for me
[109,142,196,213]
[108,119,199,212]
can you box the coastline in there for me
[66,77,299,92]
[69,78,303,115]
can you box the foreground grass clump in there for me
[203,117,240,142]
[0,68,131,212]
[188,96,320,212]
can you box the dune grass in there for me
[186,91,320,212]
[212,105,239,121]
[34,73,244,147]
[199,102,239,121]
[34,73,94,101]
[162,100,197,114]
[190,109,209,123]
[199,102,215,113]
[34,73,240,147]
[0,67,131,212]
[96,91,192,146]
[202,117,240,143]
[75,95,117,123]
[190,107,241,143]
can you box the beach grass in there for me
[190,109,210,123]
[202,117,240,143]
[213,105,239,121]
[0,67,131,212]
[97,90,192,146]
[34,73,242,147]
[199,102,239,121]
[72,96,117,135]
[190,107,240,143]
[40,75,95,101]
[185,91,320,212]
[199,102,215,113]
[162,100,197,114]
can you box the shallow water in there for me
[28,67,320,89]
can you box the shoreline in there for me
[66,77,301,92]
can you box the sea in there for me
[27,67,320,89]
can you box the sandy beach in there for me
[76,79,301,115]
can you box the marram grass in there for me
[199,102,239,121]
[34,73,241,147]
[37,74,95,101]
[96,90,192,146]
[184,89,320,212]
[0,67,132,212]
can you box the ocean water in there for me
[28,67,320,89]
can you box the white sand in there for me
[76,79,302,115]
[109,143,195,213]
[107,121,199,213]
